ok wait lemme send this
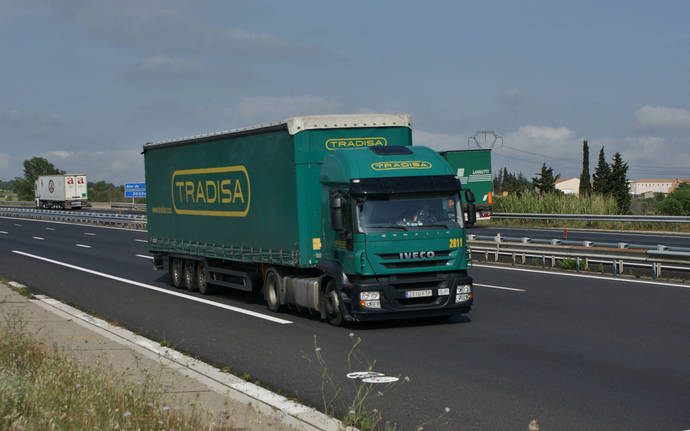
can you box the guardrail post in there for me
[576,257,580,272]
[612,260,617,276]
[511,252,515,266]
[652,262,657,280]
[541,255,545,269]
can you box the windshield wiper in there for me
[417,223,451,229]
[364,223,409,231]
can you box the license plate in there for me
[437,288,450,296]
[405,289,432,298]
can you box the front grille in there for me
[376,250,453,270]
[377,250,452,260]
[382,260,449,269]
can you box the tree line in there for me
[494,141,632,214]
[6,157,138,202]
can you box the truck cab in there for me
[317,145,475,324]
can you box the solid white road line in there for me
[0,231,7,234]
[134,239,147,243]
[136,254,154,260]
[12,250,293,325]
[32,236,44,240]
[75,244,92,248]
[474,283,526,292]
[472,263,690,290]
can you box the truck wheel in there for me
[264,270,282,312]
[183,260,198,292]
[169,258,183,288]
[196,261,213,295]
[324,281,343,326]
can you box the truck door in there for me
[66,176,76,199]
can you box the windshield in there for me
[355,193,464,232]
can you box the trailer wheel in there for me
[324,281,343,326]
[169,258,183,288]
[264,270,282,312]
[196,261,213,295]
[183,260,198,292]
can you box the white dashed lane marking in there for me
[136,254,154,260]
[32,236,44,240]
[474,283,526,292]
[84,232,96,236]
[75,244,92,248]
[135,239,147,243]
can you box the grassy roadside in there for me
[480,218,690,233]
[0,294,235,430]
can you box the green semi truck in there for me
[440,149,493,221]
[143,114,475,325]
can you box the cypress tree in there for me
[579,140,592,196]
[592,147,611,194]
[532,163,559,194]
[610,152,631,214]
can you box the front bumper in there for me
[342,271,473,322]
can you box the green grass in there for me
[0,302,237,430]
[494,191,618,215]
[488,192,690,232]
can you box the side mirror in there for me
[466,202,477,226]
[329,191,344,232]
[464,189,475,203]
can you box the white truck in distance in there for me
[35,174,88,209]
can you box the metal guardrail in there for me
[492,213,690,223]
[468,234,690,280]
[0,207,146,229]
[111,203,147,210]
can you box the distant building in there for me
[555,177,580,195]
[629,179,690,197]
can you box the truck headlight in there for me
[360,291,381,309]
[456,284,472,303]
[360,291,380,301]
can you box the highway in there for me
[1,216,689,430]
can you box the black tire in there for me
[196,261,213,295]
[324,280,343,326]
[183,259,197,292]
[264,270,282,312]
[169,258,183,288]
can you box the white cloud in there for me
[62,2,328,59]
[413,130,465,152]
[635,105,690,128]
[511,125,575,142]
[40,150,144,184]
[237,96,343,121]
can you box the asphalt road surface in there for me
[1,216,689,430]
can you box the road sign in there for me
[125,182,146,191]
[125,190,146,198]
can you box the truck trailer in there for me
[34,174,88,209]
[144,114,476,325]
[440,149,493,220]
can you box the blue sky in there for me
[1,0,689,184]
